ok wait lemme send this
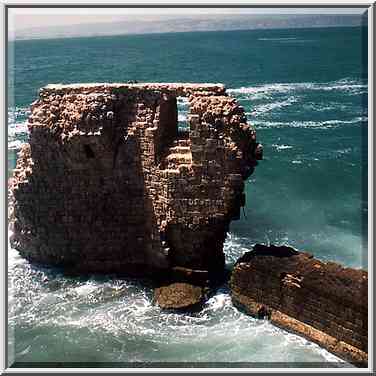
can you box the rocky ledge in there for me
[230,244,368,366]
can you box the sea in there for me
[7,26,368,367]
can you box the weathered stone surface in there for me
[154,283,204,310]
[230,244,368,366]
[9,82,260,284]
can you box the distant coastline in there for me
[10,14,367,42]
[9,25,368,44]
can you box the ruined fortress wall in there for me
[230,245,368,365]
[10,83,260,280]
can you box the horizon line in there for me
[9,23,366,43]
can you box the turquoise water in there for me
[8,26,367,366]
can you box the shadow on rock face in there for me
[236,243,300,264]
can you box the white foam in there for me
[8,121,29,137]
[178,113,187,122]
[8,107,31,125]
[228,79,367,100]
[8,140,25,151]
[250,117,366,130]
[228,83,302,96]
[74,283,98,297]
[251,97,297,114]
[272,144,293,151]
[8,231,26,266]
[6,228,351,363]
[258,37,298,41]
[204,293,232,313]
[336,148,352,155]
[302,103,350,112]
[224,232,253,264]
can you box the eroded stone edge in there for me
[231,285,368,366]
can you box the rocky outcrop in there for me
[230,244,368,366]
[9,83,261,285]
[154,283,206,310]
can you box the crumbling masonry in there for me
[9,83,262,282]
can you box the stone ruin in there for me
[9,82,368,366]
[9,83,262,284]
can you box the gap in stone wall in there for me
[177,96,190,139]
[157,95,178,157]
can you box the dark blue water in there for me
[8,26,367,366]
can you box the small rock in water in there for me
[154,282,203,311]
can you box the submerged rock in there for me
[154,283,204,310]
[9,82,261,286]
[230,244,368,366]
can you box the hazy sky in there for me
[9,7,366,32]
[7,7,367,41]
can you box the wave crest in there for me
[228,78,367,100]
[250,117,367,130]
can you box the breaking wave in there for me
[258,37,315,44]
[8,229,345,364]
[8,107,31,124]
[8,140,25,151]
[258,37,298,41]
[272,144,293,151]
[8,107,30,153]
[250,117,367,130]
[250,97,297,115]
[228,78,367,100]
